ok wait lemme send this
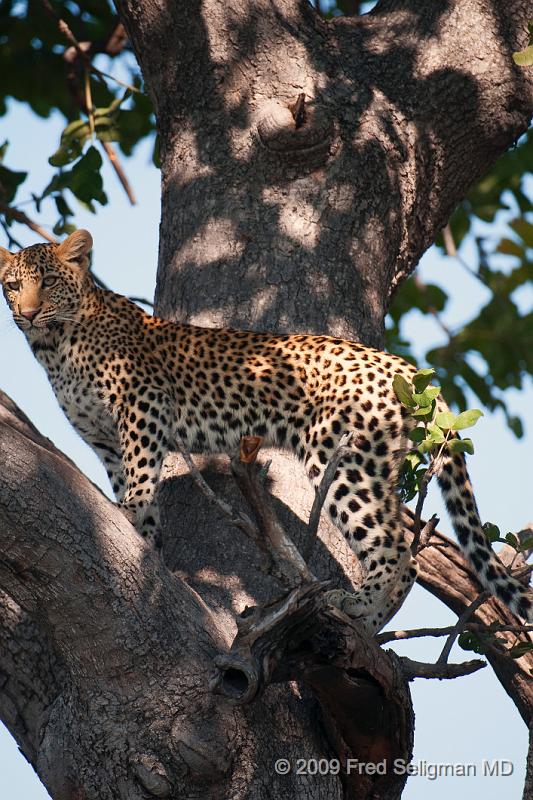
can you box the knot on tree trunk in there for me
[257,95,333,163]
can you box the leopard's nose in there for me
[20,308,40,321]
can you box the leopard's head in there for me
[0,229,94,336]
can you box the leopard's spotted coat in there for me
[1,231,531,631]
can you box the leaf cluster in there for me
[0,1,155,235]
[387,132,533,438]
[393,369,483,502]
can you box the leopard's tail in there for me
[436,449,533,622]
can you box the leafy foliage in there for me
[387,132,533,438]
[0,0,155,237]
[392,368,483,502]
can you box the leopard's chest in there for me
[33,336,115,429]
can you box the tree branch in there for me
[399,656,486,681]
[0,201,57,243]
[436,591,491,665]
[0,393,220,683]
[403,509,533,725]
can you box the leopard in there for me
[0,229,531,633]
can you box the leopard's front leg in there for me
[116,401,171,548]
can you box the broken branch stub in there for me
[257,97,333,163]
[230,447,316,587]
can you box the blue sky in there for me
[0,99,531,800]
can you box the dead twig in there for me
[175,435,315,588]
[100,141,137,205]
[174,434,263,549]
[302,432,354,561]
[410,468,434,555]
[412,513,440,554]
[230,440,316,587]
[40,0,138,206]
[0,202,57,244]
[437,591,491,664]
[377,622,533,645]
[400,656,486,680]
[40,0,141,95]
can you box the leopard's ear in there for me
[0,247,13,283]
[57,229,93,270]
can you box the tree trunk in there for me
[1,1,533,798]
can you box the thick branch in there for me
[0,392,220,684]
[0,590,66,766]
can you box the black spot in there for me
[372,482,384,500]
[375,441,388,457]
[334,483,350,500]
[347,469,362,484]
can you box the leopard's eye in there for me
[42,275,58,288]
[5,280,20,292]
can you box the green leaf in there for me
[518,536,533,552]
[509,642,533,658]
[54,194,73,218]
[415,468,427,489]
[513,45,533,67]
[413,368,435,393]
[94,90,132,118]
[458,632,475,651]
[49,120,91,167]
[0,164,28,204]
[413,386,441,406]
[448,438,475,455]
[45,146,107,209]
[505,532,519,550]
[53,220,77,236]
[457,631,488,654]
[451,409,484,430]
[412,404,434,419]
[435,411,457,430]
[482,522,501,543]
[405,451,424,469]
[393,374,416,408]
[418,439,436,454]
[0,141,28,203]
[496,238,524,258]
[510,217,533,247]
[427,423,446,443]
[408,427,425,443]
[507,416,524,438]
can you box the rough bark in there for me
[2,0,533,798]
[117,0,533,343]
[0,392,351,799]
